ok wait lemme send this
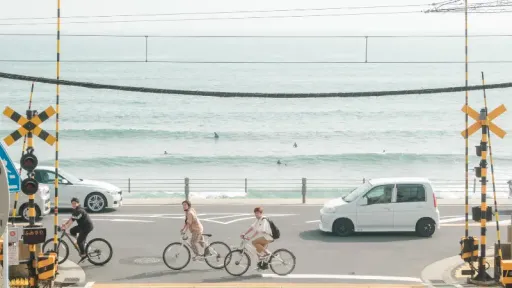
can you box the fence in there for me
[95,177,512,203]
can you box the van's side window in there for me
[364,184,394,205]
[396,184,426,203]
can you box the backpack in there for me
[264,217,280,240]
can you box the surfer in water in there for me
[214,132,219,139]
[293,142,297,148]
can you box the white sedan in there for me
[19,165,123,213]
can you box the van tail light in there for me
[433,193,437,208]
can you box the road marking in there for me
[203,214,250,220]
[260,273,424,283]
[84,282,95,288]
[91,218,154,223]
[306,220,320,223]
[88,283,425,287]
[439,217,467,223]
[442,220,511,227]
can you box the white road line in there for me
[223,217,257,225]
[91,219,154,223]
[306,220,320,223]
[84,282,95,288]
[203,214,250,220]
[439,217,467,223]
[261,273,424,283]
[442,220,511,227]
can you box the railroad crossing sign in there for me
[2,106,56,146]
[460,104,507,139]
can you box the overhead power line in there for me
[0,11,425,26]
[0,71,511,98]
[1,60,512,64]
[0,3,436,21]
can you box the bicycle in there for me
[42,226,113,266]
[223,237,296,276]
[162,232,231,270]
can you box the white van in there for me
[319,177,441,237]
[8,183,51,222]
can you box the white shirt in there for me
[251,217,273,241]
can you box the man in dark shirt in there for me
[61,197,94,260]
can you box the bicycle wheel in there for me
[269,248,296,276]
[224,249,251,276]
[162,242,191,270]
[204,241,231,269]
[42,238,69,265]
[86,238,113,266]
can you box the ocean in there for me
[0,34,511,199]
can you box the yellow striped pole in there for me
[11,82,35,223]
[54,0,61,254]
[482,72,503,278]
[26,111,37,288]
[464,0,469,239]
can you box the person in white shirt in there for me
[240,206,273,259]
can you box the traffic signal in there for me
[20,150,38,196]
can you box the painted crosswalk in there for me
[60,213,296,225]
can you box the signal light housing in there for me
[21,178,39,195]
[20,153,38,172]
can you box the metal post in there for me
[3,219,9,288]
[145,36,148,62]
[245,178,248,194]
[473,178,476,194]
[365,36,368,63]
[470,108,493,284]
[128,178,131,193]
[301,178,307,204]
[185,177,190,201]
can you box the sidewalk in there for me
[0,260,85,288]
[121,198,512,206]
[421,248,503,287]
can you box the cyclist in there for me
[240,206,273,259]
[61,197,94,261]
[180,200,205,261]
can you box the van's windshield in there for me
[342,182,372,202]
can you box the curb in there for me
[54,260,86,286]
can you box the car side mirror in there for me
[359,196,368,206]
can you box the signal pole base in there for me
[467,270,496,286]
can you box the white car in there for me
[8,183,51,222]
[17,165,123,213]
[319,177,441,237]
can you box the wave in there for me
[0,128,482,141]
[38,153,512,168]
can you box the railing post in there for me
[473,178,476,194]
[365,36,368,63]
[245,178,248,194]
[145,36,148,62]
[302,178,307,204]
[128,178,131,193]
[185,177,190,201]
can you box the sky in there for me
[0,0,511,35]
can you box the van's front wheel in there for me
[332,218,354,237]
[416,218,436,237]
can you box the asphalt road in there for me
[35,204,512,286]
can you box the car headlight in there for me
[322,207,336,213]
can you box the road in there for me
[36,203,512,287]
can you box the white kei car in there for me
[17,164,123,213]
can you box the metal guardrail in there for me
[95,177,512,203]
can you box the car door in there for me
[356,184,395,231]
[392,183,427,230]
[34,169,72,208]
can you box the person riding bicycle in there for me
[240,206,273,260]
[61,197,94,261]
[180,200,205,261]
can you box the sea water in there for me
[0,35,511,199]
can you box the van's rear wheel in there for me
[332,218,354,237]
[416,218,436,237]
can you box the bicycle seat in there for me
[202,233,212,237]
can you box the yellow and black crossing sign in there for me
[3,106,56,146]
[461,104,507,139]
